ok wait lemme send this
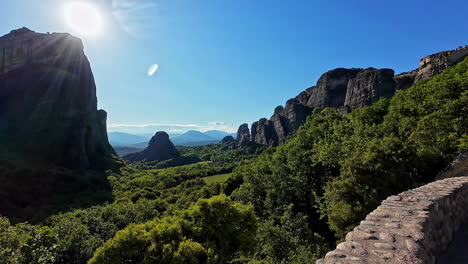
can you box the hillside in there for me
[229,56,468,261]
[1,48,466,264]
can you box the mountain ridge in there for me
[236,46,468,147]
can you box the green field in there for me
[203,173,232,184]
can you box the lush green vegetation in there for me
[0,58,466,263]
[129,142,265,170]
[0,143,263,263]
[230,57,468,261]
[177,143,266,163]
[88,195,257,264]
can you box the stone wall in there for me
[317,156,468,264]
[416,46,468,82]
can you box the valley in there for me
[0,5,467,263]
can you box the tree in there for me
[89,195,257,264]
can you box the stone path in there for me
[437,221,468,264]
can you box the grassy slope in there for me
[203,173,232,184]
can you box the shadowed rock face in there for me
[221,135,235,144]
[123,131,179,163]
[0,27,115,168]
[344,68,396,109]
[237,123,251,146]
[307,68,362,109]
[251,118,277,147]
[238,47,468,147]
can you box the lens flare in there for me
[148,64,159,76]
[64,2,103,36]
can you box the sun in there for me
[64,2,103,36]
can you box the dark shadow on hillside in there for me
[0,157,121,224]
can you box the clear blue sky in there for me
[2,0,468,134]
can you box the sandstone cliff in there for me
[237,46,468,147]
[123,131,180,163]
[0,27,115,168]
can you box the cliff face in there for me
[307,68,362,109]
[236,124,251,146]
[123,131,179,163]
[0,27,115,168]
[238,47,468,147]
[415,45,468,82]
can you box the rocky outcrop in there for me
[265,98,313,146]
[123,131,179,163]
[415,45,468,82]
[251,118,277,147]
[236,123,251,146]
[294,86,314,105]
[393,45,468,89]
[344,68,396,109]
[221,135,235,144]
[436,152,468,180]
[307,68,362,109]
[237,47,468,147]
[0,27,115,168]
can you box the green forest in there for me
[1,58,467,264]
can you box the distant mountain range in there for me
[171,130,236,146]
[108,132,151,147]
[108,130,236,152]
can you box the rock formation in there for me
[251,118,277,146]
[237,124,251,146]
[221,135,235,144]
[0,27,115,168]
[123,131,179,163]
[307,68,362,109]
[344,68,396,109]
[237,47,468,147]
[415,45,468,82]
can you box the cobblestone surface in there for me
[317,175,468,264]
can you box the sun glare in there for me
[64,2,103,36]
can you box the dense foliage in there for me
[177,143,265,163]
[231,57,468,261]
[89,195,257,264]
[0,58,466,263]
[0,159,113,224]
[130,142,265,170]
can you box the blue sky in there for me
[2,0,468,134]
